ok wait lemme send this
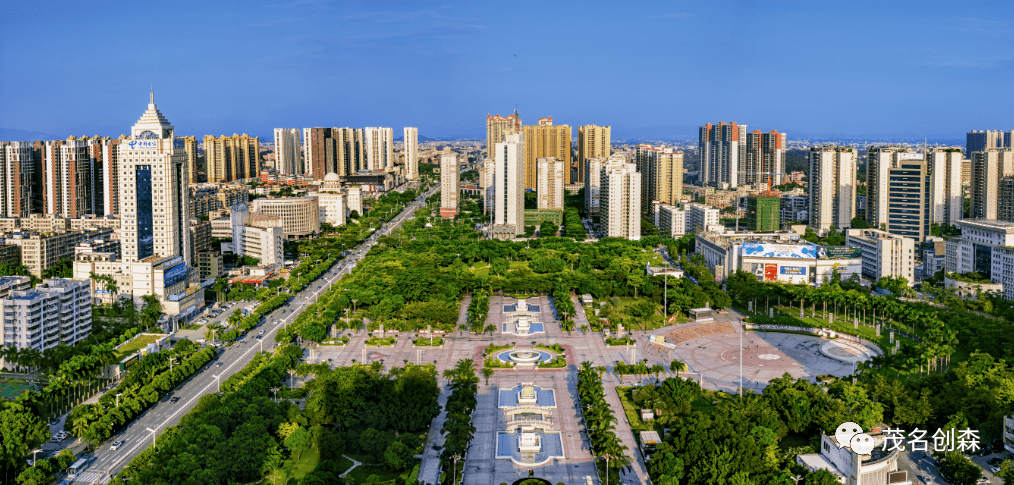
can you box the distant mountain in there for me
[0,127,58,141]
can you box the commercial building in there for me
[1,141,36,218]
[687,203,721,234]
[492,133,525,238]
[699,122,746,188]
[0,278,92,351]
[845,228,915,284]
[696,232,861,284]
[440,152,459,218]
[251,196,319,239]
[486,110,522,158]
[197,251,223,280]
[654,203,686,238]
[203,134,259,183]
[969,148,1014,221]
[584,157,606,217]
[316,173,347,226]
[599,158,641,240]
[743,130,787,188]
[403,127,419,180]
[273,128,302,175]
[364,127,394,171]
[866,147,931,240]
[577,125,610,184]
[636,144,684,215]
[522,118,572,187]
[745,195,781,232]
[227,204,284,269]
[808,147,856,233]
[945,219,1014,300]
[536,157,565,211]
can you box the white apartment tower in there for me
[970,148,1014,221]
[808,146,856,233]
[584,157,605,217]
[364,127,394,171]
[536,157,565,211]
[118,91,192,266]
[493,133,526,237]
[273,128,302,175]
[404,127,419,180]
[440,152,459,218]
[0,278,92,351]
[926,148,965,225]
[599,158,641,240]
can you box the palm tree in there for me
[481,366,493,385]
[670,359,687,378]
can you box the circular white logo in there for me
[758,354,780,360]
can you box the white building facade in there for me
[845,228,916,284]
[600,158,641,240]
[493,133,525,238]
[403,127,419,180]
[440,152,459,218]
[273,128,302,175]
[364,127,394,171]
[536,157,564,211]
[945,219,1014,300]
[0,278,92,352]
[808,146,856,232]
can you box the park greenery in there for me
[577,362,631,483]
[439,360,478,485]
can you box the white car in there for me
[110,440,123,450]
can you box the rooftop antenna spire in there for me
[150,84,154,104]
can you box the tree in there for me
[481,367,493,385]
[359,427,389,457]
[0,403,50,476]
[669,359,687,378]
[805,469,841,485]
[284,427,312,460]
[384,441,413,471]
[939,451,983,485]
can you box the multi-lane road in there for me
[68,184,436,484]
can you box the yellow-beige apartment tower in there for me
[486,110,522,159]
[578,125,611,184]
[522,117,572,188]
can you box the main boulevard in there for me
[63,184,437,484]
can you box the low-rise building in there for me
[845,228,915,285]
[251,196,319,240]
[226,204,284,270]
[197,250,224,280]
[686,203,721,234]
[654,203,686,238]
[9,228,115,277]
[945,219,1014,300]
[696,231,861,284]
[1003,415,1014,457]
[796,430,907,485]
[316,173,347,226]
[0,244,20,267]
[0,276,30,299]
[0,278,92,352]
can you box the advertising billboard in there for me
[780,266,807,275]
[742,243,817,259]
[764,264,778,281]
[819,246,863,259]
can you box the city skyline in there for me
[2,1,1012,142]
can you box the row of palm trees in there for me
[440,359,479,485]
[578,361,632,483]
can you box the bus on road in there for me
[67,457,93,478]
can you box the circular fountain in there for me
[497,349,554,365]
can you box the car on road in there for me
[215,361,223,367]
[988,458,1004,467]
[992,466,1002,473]
[259,329,265,334]
[110,440,123,451]
[170,397,181,403]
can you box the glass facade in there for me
[136,166,154,259]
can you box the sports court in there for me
[0,379,44,400]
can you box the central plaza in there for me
[311,294,876,485]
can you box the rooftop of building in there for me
[698,231,806,249]
[957,219,1014,231]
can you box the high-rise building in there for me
[486,110,522,158]
[493,133,525,238]
[522,118,572,187]
[204,134,259,183]
[584,157,606,217]
[42,138,91,218]
[364,127,394,171]
[440,152,459,218]
[808,147,857,233]
[599,158,641,240]
[699,122,746,188]
[867,147,936,239]
[119,92,192,265]
[303,127,364,179]
[577,125,611,184]
[273,128,302,175]
[746,196,781,232]
[636,144,684,215]
[180,136,198,185]
[536,157,564,211]
[404,127,419,180]
[926,148,965,226]
[966,130,1012,156]
[970,148,1014,221]
[743,130,787,188]
[0,278,91,351]
[0,141,36,218]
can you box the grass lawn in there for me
[539,356,567,368]
[605,337,634,346]
[262,445,320,485]
[365,337,397,346]
[113,334,161,359]
[182,323,202,331]
[616,386,649,432]
[413,338,444,346]
[321,337,350,346]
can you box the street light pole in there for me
[214,375,220,393]
[146,427,157,449]
[116,393,123,407]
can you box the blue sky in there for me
[1,0,1011,141]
